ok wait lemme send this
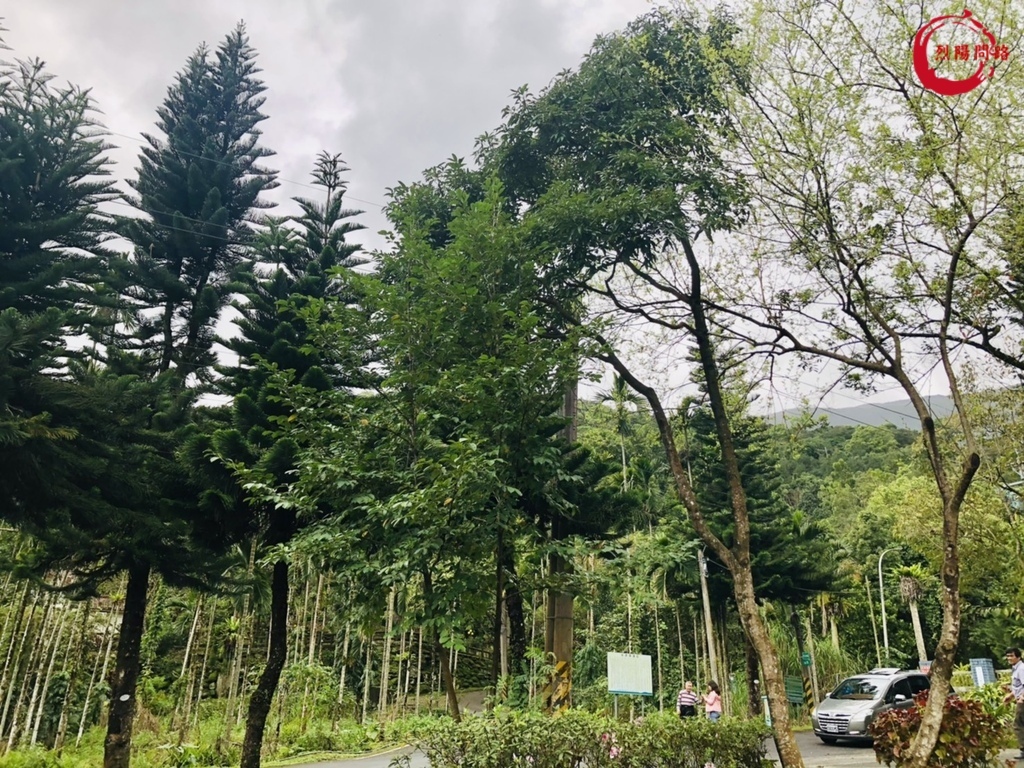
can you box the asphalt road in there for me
[291,730,1023,768]
[767,731,1022,767]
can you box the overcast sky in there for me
[5,1,958,415]
[6,0,650,251]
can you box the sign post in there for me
[607,652,653,718]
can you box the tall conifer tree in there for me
[103,24,278,768]
[205,152,364,767]
[0,37,117,532]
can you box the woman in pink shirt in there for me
[704,681,723,721]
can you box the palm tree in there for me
[895,564,930,665]
[598,374,643,491]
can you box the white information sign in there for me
[606,652,653,696]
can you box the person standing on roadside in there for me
[1006,648,1024,760]
[704,681,723,722]
[677,680,698,718]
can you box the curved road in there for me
[292,731,1022,768]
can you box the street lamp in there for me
[878,548,897,662]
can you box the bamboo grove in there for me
[3,2,1024,768]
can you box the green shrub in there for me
[412,709,770,768]
[960,682,1015,726]
[0,748,62,768]
[291,727,338,752]
[870,691,1005,768]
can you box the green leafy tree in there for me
[489,9,811,764]
[721,0,1024,760]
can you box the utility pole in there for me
[697,549,718,685]
[878,548,896,662]
[790,610,814,711]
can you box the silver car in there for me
[811,668,930,744]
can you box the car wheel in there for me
[818,736,838,745]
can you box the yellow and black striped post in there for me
[802,674,814,711]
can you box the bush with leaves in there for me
[870,692,1005,768]
[959,682,1016,727]
[410,709,769,768]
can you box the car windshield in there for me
[829,676,886,700]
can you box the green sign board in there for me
[800,652,811,667]
[784,676,804,704]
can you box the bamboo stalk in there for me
[77,592,120,749]
[414,628,423,715]
[188,597,218,737]
[308,570,324,665]
[6,590,56,752]
[675,603,685,685]
[0,583,33,733]
[54,600,90,753]
[394,627,406,718]
[171,595,203,731]
[379,588,396,713]
[29,595,72,745]
[360,639,372,723]
[653,601,664,712]
[224,540,257,741]
[0,581,30,697]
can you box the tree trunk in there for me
[745,633,761,717]
[491,525,504,695]
[439,639,460,721]
[240,558,289,768]
[103,562,151,768]
[734,572,800,767]
[544,541,573,712]
[421,569,459,721]
[598,255,807,765]
[503,549,527,682]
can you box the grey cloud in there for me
[6,0,648,249]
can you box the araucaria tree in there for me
[103,23,278,768]
[209,151,364,768]
[0,46,115,499]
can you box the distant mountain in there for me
[772,395,955,430]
